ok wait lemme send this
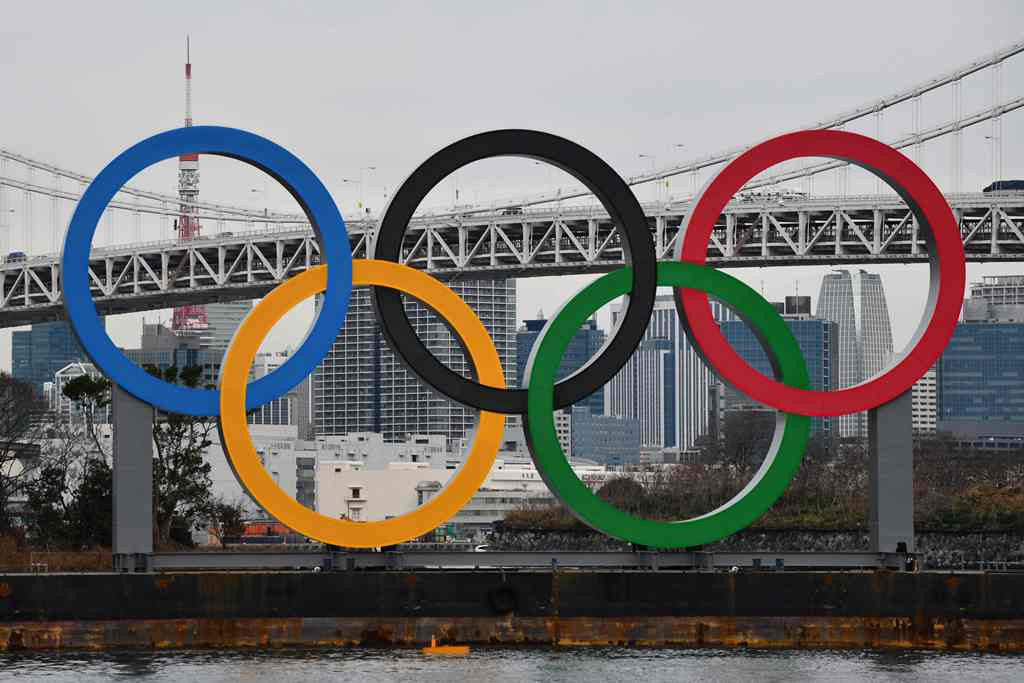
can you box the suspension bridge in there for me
[0,40,1022,328]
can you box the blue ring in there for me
[61,126,352,416]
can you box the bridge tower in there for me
[171,37,208,334]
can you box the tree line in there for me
[0,369,247,552]
[506,409,1024,532]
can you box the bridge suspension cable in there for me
[0,39,1021,250]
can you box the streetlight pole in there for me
[985,135,1002,182]
[343,167,377,217]
[360,166,377,215]
[250,184,269,231]
[4,208,14,256]
[668,143,685,199]
[639,153,657,203]
[534,161,559,208]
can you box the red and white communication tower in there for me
[171,37,208,333]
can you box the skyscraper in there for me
[911,366,937,434]
[936,286,1024,450]
[720,313,838,436]
[313,279,516,442]
[605,295,733,450]
[12,321,86,393]
[816,270,893,438]
[516,314,606,415]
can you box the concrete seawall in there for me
[0,571,1022,651]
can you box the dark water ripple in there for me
[0,647,1022,682]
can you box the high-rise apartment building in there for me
[516,314,606,415]
[911,366,937,433]
[605,295,733,450]
[313,280,516,442]
[12,321,87,393]
[816,270,893,438]
[246,352,312,436]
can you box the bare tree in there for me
[25,373,113,549]
[0,373,50,533]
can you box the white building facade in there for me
[911,366,937,433]
[316,452,618,530]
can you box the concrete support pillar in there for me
[112,384,154,571]
[868,390,915,553]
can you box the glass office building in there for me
[606,294,734,450]
[12,321,87,393]
[937,321,1024,448]
[569,407,641,467]
[719,316,838,435]
[202,302,252,349]
[516,315,606,416]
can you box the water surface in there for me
[1,647,1021,682]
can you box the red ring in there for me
[675,130,965,417]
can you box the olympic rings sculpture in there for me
[61,126,965,549]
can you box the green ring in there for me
[523,261,811,548]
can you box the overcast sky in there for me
[1,1,1023,373]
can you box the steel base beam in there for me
[149,550,912,572]
[112,385,154,572]
[869,391,915,553]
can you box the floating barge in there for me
[0,570,1022,651]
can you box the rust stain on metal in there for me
[0,616,1020,652]
[1,572,1022,652]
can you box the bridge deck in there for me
[1,193,1021,328]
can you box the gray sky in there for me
[1,1,1023,371]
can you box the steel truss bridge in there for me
[0,191,1022,328]
[1,40,1023,329]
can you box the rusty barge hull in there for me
[0,571,1022,651]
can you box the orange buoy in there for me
[421,636,470,656]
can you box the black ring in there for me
[371,129,657,414]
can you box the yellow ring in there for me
[218,260,506,548]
